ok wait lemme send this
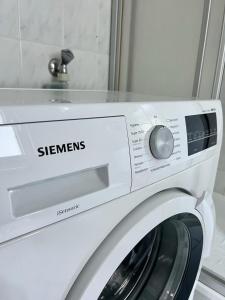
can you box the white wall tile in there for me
[69,49,99,89]
[64,0,98,52]
[0,0,19,39]
[67,50,109,90]
[0,37,20,87]
[20,0,63,46]
[64,0,111,54]
[96,53,109,89]
[0,0,111,89]
[21,41,61,88]
[97,0,111,54]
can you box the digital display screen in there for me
[185,113,217,156]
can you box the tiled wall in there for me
[0,0,111,90]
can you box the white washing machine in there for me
[0,89,222,300]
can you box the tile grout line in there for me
[0,35,108,56]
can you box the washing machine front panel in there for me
[0,91,221,300]
[0,168,215,300]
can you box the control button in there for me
[149,125,174,159]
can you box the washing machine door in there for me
[66,190,205,300]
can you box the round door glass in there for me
[98,227,160,300]
[98,213,203,300]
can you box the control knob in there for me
[149,125,174,159]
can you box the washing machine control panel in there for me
[127,101,221,191]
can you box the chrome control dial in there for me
[149,125,174,159]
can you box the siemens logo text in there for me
[37,141,86,157]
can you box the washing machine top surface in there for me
[0,88,197,107]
